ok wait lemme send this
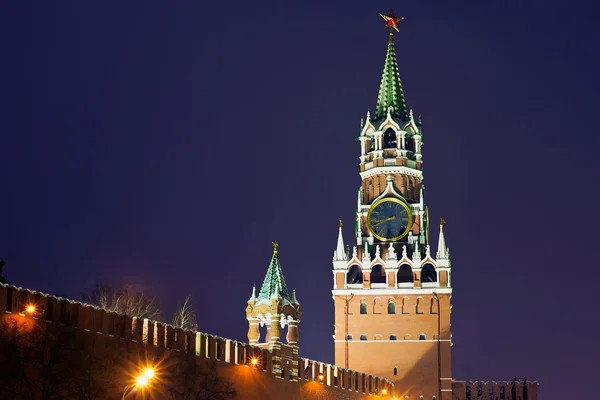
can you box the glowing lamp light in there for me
[318,374,324,382]
[142,368,155,379]
[136,375,149,387]
[382,388,388,395]
[250,357,259,366]
[25,304,36,314]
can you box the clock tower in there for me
[332,11,453,400]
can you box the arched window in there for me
[360,334,367,341]
[387,301,395,314]
[402,297,410,314]
[390,334,397,340]
[371,264,386,284]
[347,334,353,340]
[347,265,363,284]
[416,297,424,314]
[393,367,398,376]
[406,134,415,153]
[397,264,413,283]
[360,302,367,314]
[408,179,414,200]
[419,334,426,340]
[421,263,437,283]
[368,138,375,152]
[383,128,396,149]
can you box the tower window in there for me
[387,302,395,314]
[383,128,397,149]
[371,264,386,284]
[390,335,397,340]
[347,265,363,284]
[347,334,353,340]
[393,367,398,376]
[421,263,437,283]
[360,302,367,314]
[397,264,413,283]
[360,334,367,341]
[419,334,426,340]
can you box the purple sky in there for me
[1,2,599,399]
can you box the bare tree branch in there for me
[172,295,197,331]
[86,284,161,320]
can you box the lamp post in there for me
[432,292,441,400]
[344,293,354,369]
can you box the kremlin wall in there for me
[0,284,538,399]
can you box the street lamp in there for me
[122,366,156,399]
[25,304,36,314]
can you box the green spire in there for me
[375,32,408,121]
[257,242,290,302]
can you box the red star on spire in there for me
[379,9,404,32]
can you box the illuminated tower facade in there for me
[247,242,302,378]
[332,12,453,400]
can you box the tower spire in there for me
[334,220,347,261]
[375,10,408,121]
[257,242,290,301]
[437,218,449,259]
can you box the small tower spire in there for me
[257,241,290,301]
[437,218,449,259]
[334,220,347,261]
[375,10,408,121]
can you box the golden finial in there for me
[440,218,446,226]
[339,219,343,228]
[272,241,279,254]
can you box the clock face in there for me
[367,197,413,242]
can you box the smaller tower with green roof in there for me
[246,242,301,376]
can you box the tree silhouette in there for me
[172,295,198,331]
[165,355,236,400]
[85,284,161,320]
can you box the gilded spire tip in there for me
[272,241,279,254]
[440,218,446,227]
[339,219,343,228]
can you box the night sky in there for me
[1,2,599,399]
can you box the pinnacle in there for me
[257,243,290,302]
[375,32,408,121]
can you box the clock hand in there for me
[372,215,397,227]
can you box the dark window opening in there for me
[390,335,397,340]
[347,265,363,284]
[360,302,367,314]
[397,264,413,283]
[419,334,426,340]
[371,264,386,284]
[387,302,396,314]
[394,367,398,376]
[360,334,367,341]
[383,128,397,149]
[347,334,353,340]
[421,263,437,283]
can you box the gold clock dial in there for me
[367,197,413,242]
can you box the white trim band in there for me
[332,288,452,295]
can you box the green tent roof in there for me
[375,32,408,121]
